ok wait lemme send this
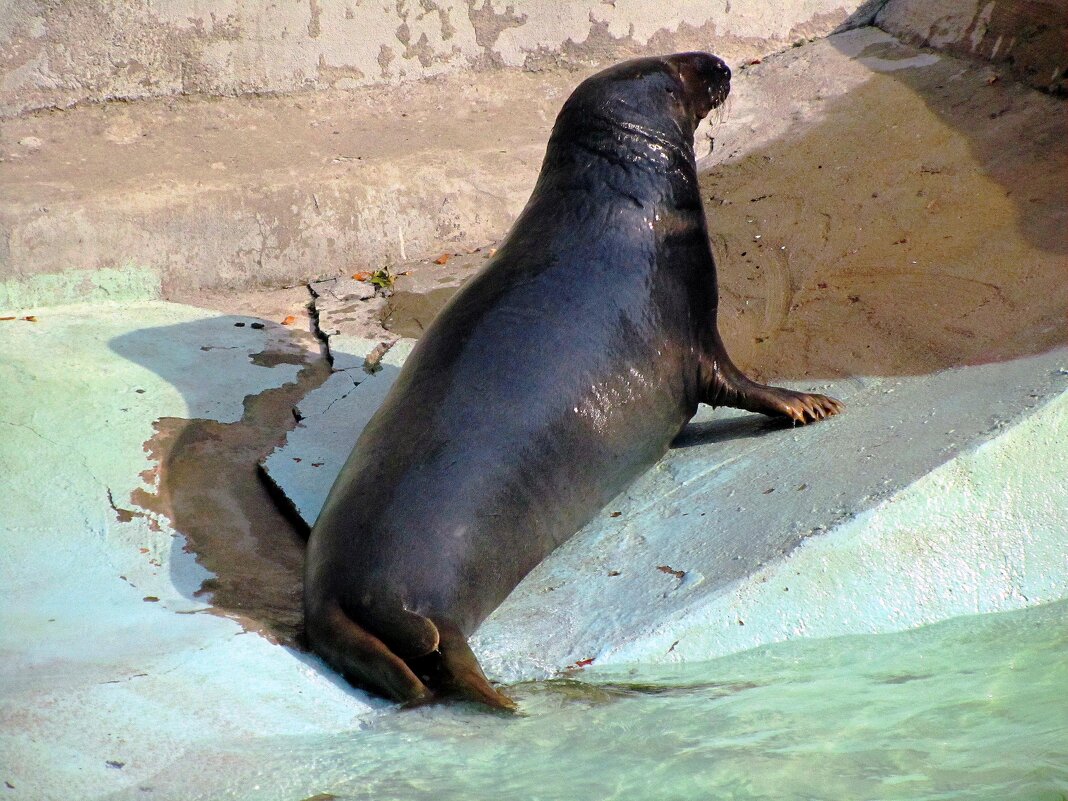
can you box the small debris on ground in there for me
[657,565,686,580]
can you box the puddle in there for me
[382,286,463,338]
[130,353,331,644]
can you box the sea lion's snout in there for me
[667,52,731,122]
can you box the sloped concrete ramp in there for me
[264,340,1068,680]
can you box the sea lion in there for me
[304,51,842,710]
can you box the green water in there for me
[155,601,1067,801]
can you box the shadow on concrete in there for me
[671,413,782,450]
[829,22,1067,255]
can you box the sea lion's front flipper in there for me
[432,618,518,712]
[700,329,844,424]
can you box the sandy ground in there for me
[707,47,1066,382]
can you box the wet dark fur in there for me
[304,52,841,709]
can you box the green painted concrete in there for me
[1,300,1064,800]
[0,302,371,801]
[0,265,161,310]
[261,329,1068,682]
[600,389,1068,665]
[474,352,1068,679]
[62,600,1068,801]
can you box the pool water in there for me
[144,600,1067,801]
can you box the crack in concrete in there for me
[99,672,149,686]
[305,281,337,367]
[314,376,363,419]
[2,419,112,495]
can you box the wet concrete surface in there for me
[128,357,331,645]
[103,286,331,644]
[383,286,463,339]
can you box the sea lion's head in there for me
[663,51,732,126]
[554,52,731,142]
[544,53,730,179]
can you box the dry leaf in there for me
[434,254,450,265]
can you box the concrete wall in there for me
[0,0,885,117]
[876,0,1067,94]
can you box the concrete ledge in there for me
[0,264,161,308]
[1,69,560,296]
[4,24,1064,307]
[876,0,1067,94]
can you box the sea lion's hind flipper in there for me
[699,330,843,424]
[433,618,518,712]
[307,598,434,705]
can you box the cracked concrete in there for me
[0,300,370,800]
[261,338,417,527]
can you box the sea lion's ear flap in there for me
[664,55,708,130]
[664,52,732,125]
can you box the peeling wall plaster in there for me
[0,0,884,116]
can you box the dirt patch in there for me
[705,58,1066,383]
[382,286,463,338]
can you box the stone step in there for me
[0,66,574,304]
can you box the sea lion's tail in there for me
[306,596,517,710]
[305,596,437,705]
